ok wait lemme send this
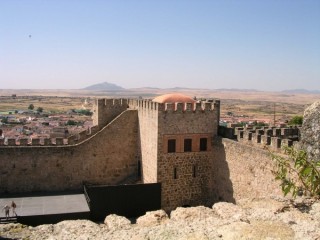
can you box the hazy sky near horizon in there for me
[0,0,319,91]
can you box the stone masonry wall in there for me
[134,100,159,183]
[157,101,220,210]
[213,138,283,203]
[0,110,139,193]
[93,99,128,129]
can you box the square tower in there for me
[136,93,220,211]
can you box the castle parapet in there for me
[136,99,220,113]
[43,138,52,146]
[271,137,281,149]
[93,98,129,128]
[67,136,75,145]
[234,127,244,136]
[90,126,99,135]
[220,125,301,152]
[273,128,281,137]
[0,128,97,147]
[186,103,193,111]
[32,138,40,146]
[281,139,293,147]
[19,138,29,146]
[252,133,261,143]
[7,138,16,146]
[56,138,64,145]
[261,135,271,145]
[77,130,88,142]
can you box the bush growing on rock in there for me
[271,146,320,198]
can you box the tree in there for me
[78,109,93,116]
[288,116,303,125]
[37,107,43,113]
[66,120,77,126]
[28,104,34,110]
[271,146,320,198]
[1,117,8,124]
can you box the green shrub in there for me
[271,146,320,198]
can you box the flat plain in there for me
[0,88,319,123]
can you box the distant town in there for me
[0,91,305,143]
[0,95,93,144]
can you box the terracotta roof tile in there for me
[152,93,196,104]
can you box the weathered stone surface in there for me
[212,202,248,223]
[104,214,131,230]
[301,101,320,161]
[170,206,215,222]
[1,198,320,239]
[217,220,294,240]
[136,209,169,226]
[0,110,139,193]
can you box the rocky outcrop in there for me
[301,101,320,161]
[136,209,169,226]
[1,197,319,239]
[104,214,131,231]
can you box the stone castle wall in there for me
[132,100,159,183]
[0,96,290,212]
[157,100,220,210]
[219,125,300,153]
[93,99,128,129]
[0,110,139,193]
[213,138,283,203]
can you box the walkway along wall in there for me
[0,110,139,193]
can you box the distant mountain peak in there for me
[83,82,124,91]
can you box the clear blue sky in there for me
[0,0,319,91]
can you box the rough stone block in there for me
[281,139,293,147]
[19,138,29,146]
[271,137,281,149]
[273,128,281,137]
[56,138,64,145]
[43,138,51,145]
[7,138,16,146]
[261,135,271,145]
[31,138,40,145]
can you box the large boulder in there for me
[301,101,320,161]
[104,214,131,231]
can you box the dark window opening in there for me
[193,165,196,178]
[200,138,207,151]
[173,167,177,179]
[168,139,176,153]
[184,139,192,152]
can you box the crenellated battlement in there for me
[128,98,220,113]
[0,127,96,147]
[95,98,129,107]
[93,98,129,128]
[219,125,301,153]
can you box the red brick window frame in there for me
[163,134,212,153]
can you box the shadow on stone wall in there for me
[212,137,235,203]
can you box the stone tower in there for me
[134,93,220,210]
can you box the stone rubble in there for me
[1,197,319,240]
